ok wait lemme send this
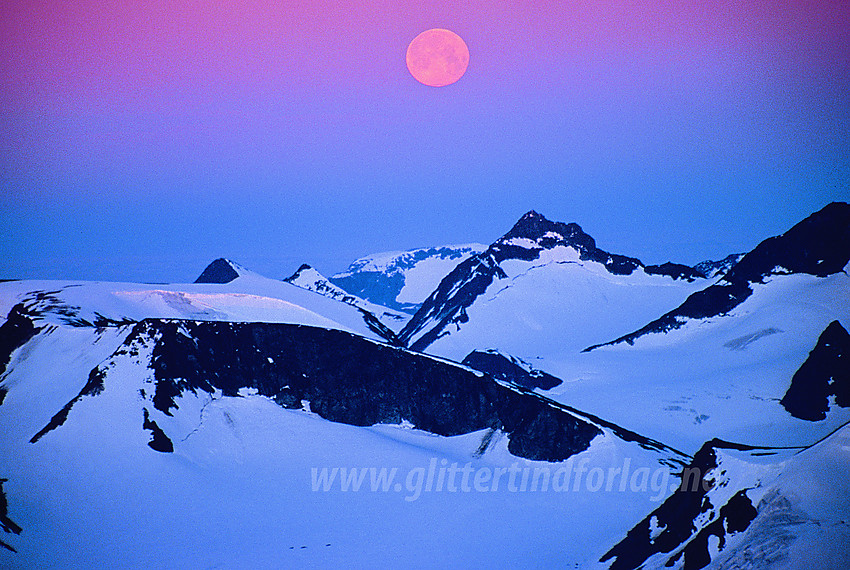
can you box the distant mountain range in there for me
[1,202,848,567]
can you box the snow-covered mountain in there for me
[543,203,850,453]
[1,303,689,566]
[602,423,850,570]
[585,202,850,351]
[398,210,710,360]
[329,244,486,313]
[0,260,403,345]
[284,263,409,332]
[1,204,848,568]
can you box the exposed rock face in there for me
[33,319,602,462]
[0,304,40,382]
[489,211,643,274]
[194,258,240,284]
[461,350,562,390]
[694,253,743,279]
[0,478,22,553]
[400,211,704,352]
[780,320,850,421]
[586,202,850,351]
[601,440,762,570]
[644,262,703,282]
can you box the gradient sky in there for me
[2,0,848,282]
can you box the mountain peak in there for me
[194,258,242,284]
[286,264,315,281]
[502,211,586,245]
[519,209,544,220]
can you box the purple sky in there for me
[2,0,848,282]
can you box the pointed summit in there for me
[501,210,588,245]
[194,258,242,284]
[491,210,642,275]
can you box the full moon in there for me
[406,29,469,87]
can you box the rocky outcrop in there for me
[34,319,602,462]
[780,320,850,421]
[461,350,562,390]
[586,202,850,351]
[601,440,764,570]
[194,258,241,283]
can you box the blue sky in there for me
[2,0,848,282]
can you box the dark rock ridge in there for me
[586,202,850,351]
[601,439,770,570]
[461,350,562,390]
[0,304,40,382]
[694,253,743,279]
[195,258,241,284]
[0,478,22,553]
[330,245,483,314]
[780,320,850,421]
[400,211,705,351]
[33,319,603,462]
[644,262,704,281]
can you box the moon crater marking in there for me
[406,29,469,87]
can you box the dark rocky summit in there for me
[586,202,850,351]
[780,320,850,421]
[195,258,241,284]
[401,211,704,352]
[644,262,703,281]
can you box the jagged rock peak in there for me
[194,258,242,284]
[723,201,850,283]
[500,210,590,247]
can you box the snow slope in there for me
[546,270,850,453]
[1,315,688,568]
[400,211,709,360]
[0,268,399,343]
[330,244,487,313]
[285,264,409,331]
[420,245,709,362]
[602,422,850,570]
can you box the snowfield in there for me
[2,205,848,568]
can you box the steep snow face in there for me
[415,249,709,362]
[398,211,709,358]
[602,423,850,570]
[546,271,850,452]
[284,264,409,332]
[587,202,850,351]
[329,244,487,313]
[0,314,687,567]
